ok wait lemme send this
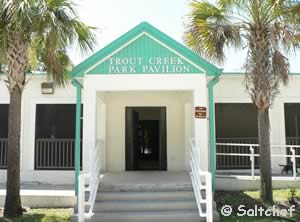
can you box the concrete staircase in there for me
[83,183,219,222]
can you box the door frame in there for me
[125,107,167,171]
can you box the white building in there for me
[0,22,299,221]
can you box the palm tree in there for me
[185,0,299,203]
[0,0,96,217]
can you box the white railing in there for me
[216,137,300,169]
[78,140,103,222]
[190,139,213,222]
[216,143,300,180]
[216,138,259,169]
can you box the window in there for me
[215,103,258,169]
[0,104,8,169]
[34,104,83,170]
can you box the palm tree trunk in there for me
[3,33,27,218]
[3,87,23,218]
[258,108,273,203]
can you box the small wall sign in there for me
[195,106,207,119]
[41,82,54,94]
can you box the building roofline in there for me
[70,22,222,78]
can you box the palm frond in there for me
[0,0,96,85]
[43,47,73,85]
[296,33,300,43]
[272,50,289,85]
[218,0,250,11]
[185,0,242,64]
[71,20,96,55]
[270,22,297,52]
[42,0,96,54]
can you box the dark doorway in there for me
[126,107,167,171]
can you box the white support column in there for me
[96,97,106,171]
[21,95,36,172]
[83,79,97,174]
[184,103,192,171]
[269,99,287,173]
[193,79,209,171]
[101,104,106,171]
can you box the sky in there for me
[70,0,300,72]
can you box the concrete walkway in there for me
[0,183,75,208]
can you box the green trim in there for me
[208,75,220,192]
[70,22,222,77]
[71,78,82,196]
[289,72,300,75]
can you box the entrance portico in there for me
[82,75,208,173]
[69,21,223,222]
[70,22,222,195]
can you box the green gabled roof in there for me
[70,22,222,77]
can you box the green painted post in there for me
[72,79,82,195]
[208,76,220,192]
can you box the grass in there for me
[0,208,72,222]
[245,189,300,204]
[215,188,300,222]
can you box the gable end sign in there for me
[107,56,191,74]
[71,22,223,77]
[87,33,205,75]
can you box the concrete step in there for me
[85,210,213,222]
[72,210,220,222]
[92,200,198,212]
[83,200,217,212]
[96,190,196,201]
[74,178,220,222]
[98,183,193,192]
[80,192,216,211]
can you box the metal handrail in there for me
[190,139,213,222]
[78,140,103,222]
[216,142,300,180]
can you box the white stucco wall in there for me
[214,74,300,173]
[97,91,193,172]
[1,73,300,186]
[0,75,77,184]
[1,73,208,185]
